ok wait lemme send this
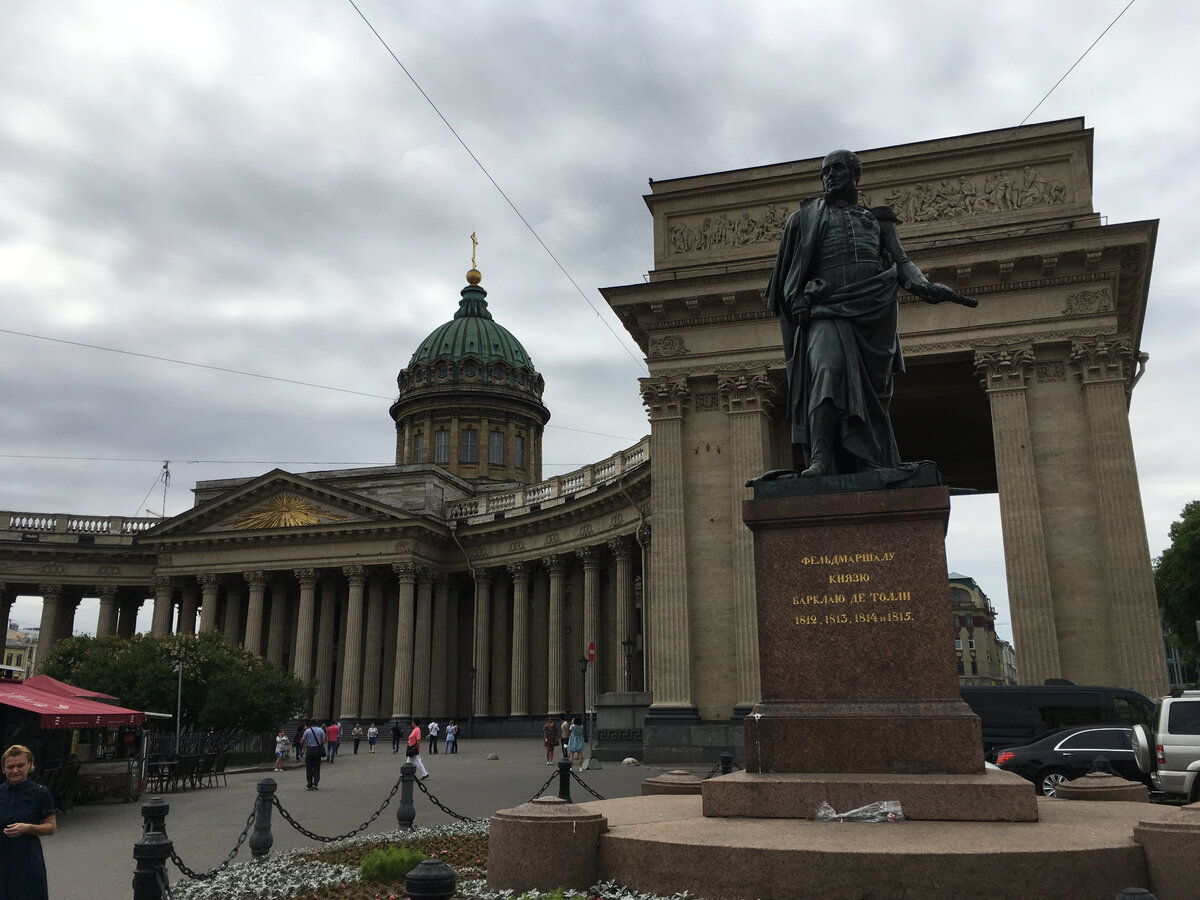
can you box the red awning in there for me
[22,674,119,702]
[0,683,143,729]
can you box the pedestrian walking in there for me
[445,720,458,754]
[326,720,341,764]
[294,724,305,761]
[406,719,429,779]
[560,714,570,759]
[273,729,289,771]
[1,744,56,900]
[428,720,440,754]
[567,715,585,771]
[367,723,379,752]
[300,721,325,790]
[351,723,363,755]
[391,721,403,754]
[543,716,557,764]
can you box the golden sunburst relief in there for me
[224,492,350,530]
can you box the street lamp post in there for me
[621,638,635,692]
[174,662,183,756]
[577,657,588,736]
[468,667,477,741]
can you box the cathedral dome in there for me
[390,272,550,485]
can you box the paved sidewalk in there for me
[44,739,700,900]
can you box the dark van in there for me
[960,684,1155,759]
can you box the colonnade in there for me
[17,532,645,726]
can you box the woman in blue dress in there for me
[566,715,586,771]
[0,744,56,900]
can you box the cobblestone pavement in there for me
[44,739,703,900]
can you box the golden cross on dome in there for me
[471,232,478,268]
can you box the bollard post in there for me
[132,798,172,900]
[249,778,277,859]
[396,761,416,831]
[720,751,733,775]
[406,857,457,900]
[557,758,573,802]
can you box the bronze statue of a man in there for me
[766,149,976,477]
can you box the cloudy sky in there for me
[3,1,1198,641]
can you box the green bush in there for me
[359,845,427,882]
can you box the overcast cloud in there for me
[3,1,1199,644]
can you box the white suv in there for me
[1134,690,1200,803]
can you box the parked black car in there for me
[995,725,1150,797]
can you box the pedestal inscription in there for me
[742,484,984,775]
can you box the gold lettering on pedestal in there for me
[789,550,913,626]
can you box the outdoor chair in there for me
[192,753,214,789]
[208,751,229,788]
[171,755,197,792]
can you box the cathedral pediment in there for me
[145,470,415,539]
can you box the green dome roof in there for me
[407,282,536,371]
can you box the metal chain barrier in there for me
[272,775,404,842]
[414,775,480,822]
[569,770,605,800]
[166,802,257,880]
[525,770,559,803]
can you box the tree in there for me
[1155,500,1200,661]
[40,631,314,745]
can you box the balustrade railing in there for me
[445,436,648,520]
[3,512,159,541]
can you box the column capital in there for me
[475,567,496,587]
[639,375,691,420]
[37,584,63,601]
[197,573,221,591]
[507,561,531,582]
[718,369,776,414]
[153,577,173,595]
[576,545,602,568]
[95,585,118,602]
[244,570,266,589]
[637,522,652,547]
[607,536,633,561]
[417,566,437,584]
[975,343,1035,392]
[342,565,366,584]
[293,568,318,585]
[1069,336,1136,386]
[393,562,418,582]
[541,554,566,577]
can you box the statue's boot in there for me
[800,402,836,477]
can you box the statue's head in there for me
[821,149,861,201]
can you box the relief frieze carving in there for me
[667,165,1070,255]
[223,492,349,530]
[694,392,719,412]
[648,335,689,358]
[1035,361,1066,383]
[1062,288,1114,316]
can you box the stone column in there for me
[36,584,62,664]
[151,578,174,636]
[490,576,510,717]
[223,583,243,645]
[429,574,451,716]
[577,547,602,699]
[472,569,494,719]
[314,573,338,719]
[412,569,434,717]
[639,376,696,718]
[636,523,651,693]
[544,555,567,715]
[197,574,220,633]
[96,585,119,637]
[0,585,9,639]
[608,538,636,691]
[115,598,138,638]
[243,571,266,655]
[266,578,288,667]
[508,562,531,717]
[1070,338,1169,696]
[379,581,398,717]
[976,345,1062,684]
[338,565,366,720]
[720,369,775,714]
[360,574,386,719]
[444,582,461,716]
[391,563,418,718]
[293,569,318,683]
[178,582,199,636]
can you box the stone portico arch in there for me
[602,119,1168,742]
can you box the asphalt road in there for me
[42,739,698,900]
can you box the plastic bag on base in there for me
[814,800,904,822]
